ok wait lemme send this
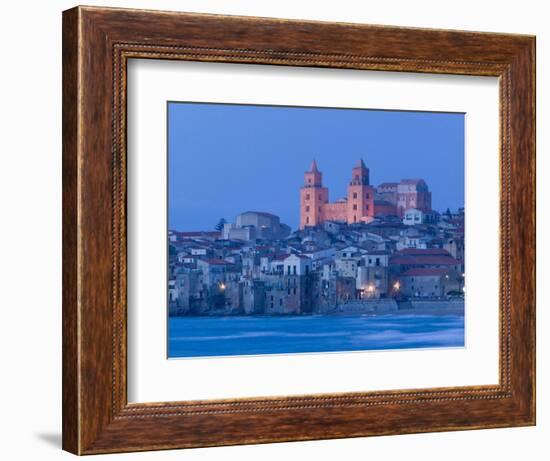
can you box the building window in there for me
[293,287,297,295]
[366,193,370,199]
[353,204,357,210]
[306,206,310,212]
[366,204,369,211]
[306,217,309,224]
[293,265,297,275]
[354,215,357,222]
[287,266,291,275]
[306,193,310,200]
[353,192,357,199]
[376,258,380,266]
[318,206,321,212]
[308,178,311,183]
[279,298,283,306]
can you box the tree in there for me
[214,218,227,231]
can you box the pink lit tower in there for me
[346,159,375,225]
[300,159,375,229]
[299,160,328,229]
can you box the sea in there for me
[168,313,465,358]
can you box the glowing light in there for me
[219,282,226,290]
[393,281,400,290]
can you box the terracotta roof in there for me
[202,258,233,266]
[398,248,451,256]
[401,268,449,276]
[391,255,459,266]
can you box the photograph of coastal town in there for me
[167,102,465,358]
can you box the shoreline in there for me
[169,305,465,319]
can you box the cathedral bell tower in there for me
[300,160,328,229]
[347,159,375,224]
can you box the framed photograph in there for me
[62,6,535,455]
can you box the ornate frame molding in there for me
[63,6,535,454]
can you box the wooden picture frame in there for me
[62,5,535,455]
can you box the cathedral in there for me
[299,159,432,229]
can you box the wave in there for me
[171,331,351,341]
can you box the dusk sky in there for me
[168,102,464,232]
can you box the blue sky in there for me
[168,102,464,231]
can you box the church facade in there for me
[300,159,375,229]
[299,159,432,229]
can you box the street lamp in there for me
[392,280,401,299]
[364,284,375,298]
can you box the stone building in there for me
[300,160,433,228]
[399,268,449,298]
[223,211,291,241]
[374,180,433,217]
[299,159,375,228]
[396,179,432,217]
[356,251,390,298]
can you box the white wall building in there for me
[283,254,312,276]
[403,208,424,226]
